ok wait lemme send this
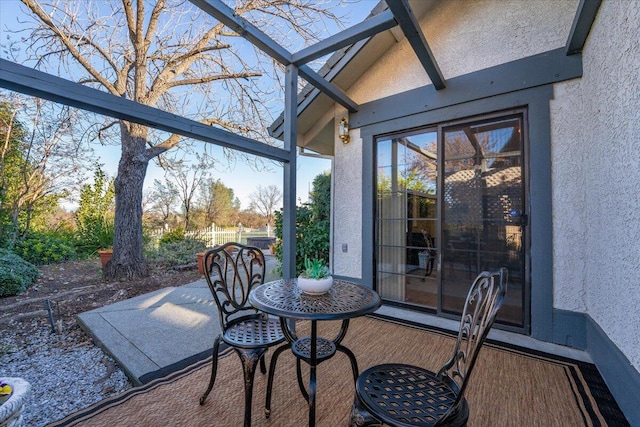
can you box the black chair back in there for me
[437,267,508,411]
[203,242,266,330]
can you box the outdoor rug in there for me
[49,316,629,426]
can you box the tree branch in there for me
[144,133,181,160]
[21,0,120,95]
[165,72,262,89]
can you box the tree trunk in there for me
[104,122,150,280]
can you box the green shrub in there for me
[74,218,114,256]
[0,249,39,297]
[159,227,186,246]
[74,165,115,256]
[145,238,206,268]
[14,231,77,265]
[274,172,331,276]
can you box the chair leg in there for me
[265,343,290,418]
[199,335,221,405]
[238,348,267,427]
[350,395,382,427]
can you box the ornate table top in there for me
[249,279,381,320]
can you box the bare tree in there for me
[0,92,89,244]
[166,159,209,230]
[249,184,282,227]
[149,179,180,227]
[12,0,344,279]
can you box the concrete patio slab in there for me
[78,254,281,385]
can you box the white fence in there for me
[150,223,273,248]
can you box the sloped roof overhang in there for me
[268,0,602,156]
[268,0,442,152]
[0,0,602,164]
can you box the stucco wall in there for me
[329,0,640,370]
[348,0,577,103]
[332,109,363,278]
[550,0,640,371]
[333,0,576,279]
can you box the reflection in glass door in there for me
[441,114,525,327]
[376,130,438,309]
[375,111,527,330]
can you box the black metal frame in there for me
[350,268,508,427]
[199,242,286,427]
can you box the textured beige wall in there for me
[330,0,640,372]
[348,0,577,103]
[550,0,640,371]
[332,107,363,278]
[332,0,576,279]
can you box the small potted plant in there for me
[297,258,332,294]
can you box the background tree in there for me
[0,93,88,247]
[249,184,283,227]
[166,159,209,230]
[148,179,180,229]
[0,99,25,246]
[74,164,115,254]
[237,209,269,229]
[13,0,344,279]
[198,177,239,227]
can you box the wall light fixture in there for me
[338,117,350,144]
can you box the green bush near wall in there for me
[274,173,331,276]
[145,237,206,268]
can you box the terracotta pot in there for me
[97,249,113,269]
[197,252,206,275]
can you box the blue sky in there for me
[0,0,376,209]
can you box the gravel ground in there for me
[0,318,131,426]
[0,259,203,426]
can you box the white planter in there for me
[0,377,30,427]
[297,276,333,295]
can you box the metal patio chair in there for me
[350,268,508,427]
[199,242,285,427]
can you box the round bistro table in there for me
[249,278,381,427]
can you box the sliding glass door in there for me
[375,110,528,330]
[377,130,438,309]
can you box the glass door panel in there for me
[376,130,438,309]
[441,115,525,327]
